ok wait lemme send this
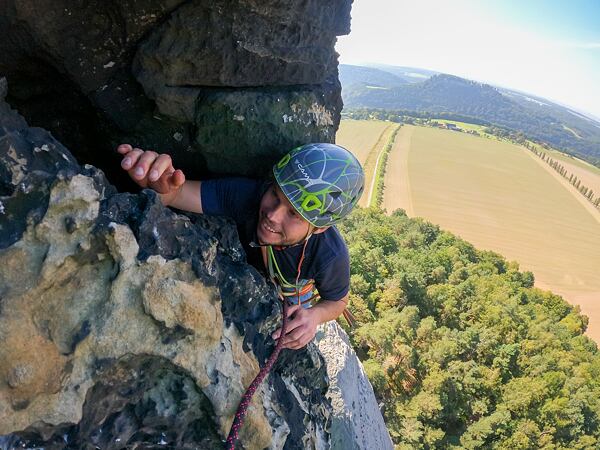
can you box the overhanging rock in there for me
[0,0,351,184]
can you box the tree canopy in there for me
[337,207,600,449]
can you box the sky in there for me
[336,0,600,120]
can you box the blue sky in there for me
[336,0,600,119]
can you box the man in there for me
[117,142,364,350]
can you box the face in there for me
[257,184,322,246]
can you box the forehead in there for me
[269,183,308,221]
[272,183,294,209]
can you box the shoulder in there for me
[310,226,350,301]
[311,226,349,269]
[201,177,269,217]
[204,177,267,194]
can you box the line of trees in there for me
[372,125,401,208]
[531,148,600,210]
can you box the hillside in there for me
[339,64,409,88]
[340,65,600,166]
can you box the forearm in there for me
[312,296,349,324]
[160,180,203,213]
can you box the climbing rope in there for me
[225,297,289,450]
[225,240,309,449]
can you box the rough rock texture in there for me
[316,323,394,450]
[0,0,352,183]
[0,79,392,448]
[0,79,331,449]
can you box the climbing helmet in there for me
[272,143,364,227]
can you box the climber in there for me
[117,142,364,350]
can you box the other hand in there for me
[117,144,186,196]
[272,304,320,350]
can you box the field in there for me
[382,124,600,341]
[531,144,600,200]
[336,119,396,207]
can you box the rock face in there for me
[0,80,392,448]
[316,323,393,450]
[0,1,394,447]
[0,0,351,183]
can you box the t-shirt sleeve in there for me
[314,247,350,301]
[201,177,263,223]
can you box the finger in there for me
[281,327,306,345]
[282,331,309,349]
[117,144,133,155]
[132,151,159,180]
[272,315,304,340]
[169,169,186,188]
[121,148,144,171]
[148,154,174,182]
[286,304,301,318]
[285,340,307,350]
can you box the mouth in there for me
[261,218,280,235]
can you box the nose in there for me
[266,202,287,224]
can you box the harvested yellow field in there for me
[536,149,600,202]
[384,125,600,341]
[336,119,392,164]
[337,119,395,207]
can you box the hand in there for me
[117,144,186,201]
[271,304,320,350]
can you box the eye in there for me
[271,188,280,203]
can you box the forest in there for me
[337,207,600,449]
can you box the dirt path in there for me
[358,124,395,207]
[366,124,401,206]
[382,125,414,214]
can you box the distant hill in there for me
[338,64,409,88]
[368,64,439,83]
[340,65,600,166]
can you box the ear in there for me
[312,226,330,235]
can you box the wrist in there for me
[310,303,330,325]
[160,184,183,207]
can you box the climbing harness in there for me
[267,242,320,308]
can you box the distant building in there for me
[446,123,459,130]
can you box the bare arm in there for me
[164,180,203,213]
[117,144,203,213]
[311,295,349,324]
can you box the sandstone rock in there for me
[0,80,332,449]
[0,0,352,185]
[316,322,394,450]
[192,77,342,176]
[132,0,346,88]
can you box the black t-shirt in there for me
[201,178,350,301]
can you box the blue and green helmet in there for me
[273,143,365,227]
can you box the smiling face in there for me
[257,183,325,246]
